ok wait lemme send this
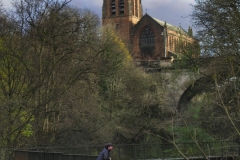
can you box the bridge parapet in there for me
[134,57,215,71]
[134,58,173,70]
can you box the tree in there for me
[46,24,134,146]
[0,0,108,150]
[189,0,240,140]
[192,0,240,57]
[0,0,155,150]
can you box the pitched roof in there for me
[152,17,189,35]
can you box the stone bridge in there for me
[135,57,215,110]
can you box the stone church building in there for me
[102,0,199,60]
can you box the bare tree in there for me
[0,0,107,149]
[187,0,240,141]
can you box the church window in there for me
[140,26,155,47]
[140,26,155,59]
[174,38,177,52]
[111,0,116,16]
[119,0,124,15]
[176,38,180,52]
[169,36,172,51]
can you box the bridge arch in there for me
[177,75,215,110]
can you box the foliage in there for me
[190,0,240,140]
[0,1,171,154]
[192,0,240,57]
[0,0,104,149]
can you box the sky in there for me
[1,0,197,34]
[69,0,197,34]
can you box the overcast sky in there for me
[2,0,197,34]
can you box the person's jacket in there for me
[96,148,111,160]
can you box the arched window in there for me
[140,26,155,47]
[139,26,155,59]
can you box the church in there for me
[102,0,199,60]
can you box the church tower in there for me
[102,0,143,42]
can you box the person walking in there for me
[96,143,113,160]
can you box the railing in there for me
[13,141,240,160]
[14,150,98,160]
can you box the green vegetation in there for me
[0,0,239,159]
